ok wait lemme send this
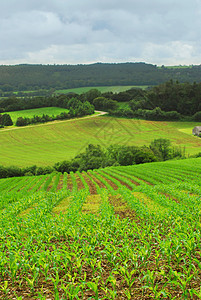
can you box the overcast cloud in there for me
[0,0,201,65]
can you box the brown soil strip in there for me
[95,172,118,190]
[87,172,107,189]
[161,192,180,203]
[75,175,85,190]
[82,173,97,194]
[56,174,64,190]
[101,171,133,190]
[67,174,73,191]
[36,176,50,192]
[109,194,137,220]
[47,176,56,192]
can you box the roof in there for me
[194,126,201,130]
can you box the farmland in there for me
[0,157,201,299]
[3,107,70,124]
[0,116,201,167]
[55,85,149,95]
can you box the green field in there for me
[0,115,201,167]
[55,85,149,95]
[4,107,69,124]
[0,157,201,299]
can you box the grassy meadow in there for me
[55,85,149,95]
[4,107,69,123]
[0,115,201,167]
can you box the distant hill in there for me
[0,62,201,92]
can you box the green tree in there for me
[1,114,13,126]
[150,138,172,161]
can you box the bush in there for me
[0,113,13,126]
[36,166,54,175]
[193,111,201,121]
[16,117,29,126]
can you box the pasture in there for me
[3,107,69,124]
[0,116,201,167]
[55,85,149,95]
[0,157,200,299]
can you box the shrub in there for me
[193,111,201,121]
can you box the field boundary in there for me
[0,110,108,132]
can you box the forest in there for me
[0,63,201,92]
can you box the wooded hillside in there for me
[0,63,201,91]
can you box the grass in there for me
[55,85,149,95]
[0,116,201,167]
[4,107,69,123]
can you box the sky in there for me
[0,0,201,66]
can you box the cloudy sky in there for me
[1,0,201,65]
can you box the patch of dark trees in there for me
[0,113,13,127]
[1,63,201,92]
[0,139,189,179]
[109,80,201,121]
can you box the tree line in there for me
[109,81,201,121]
[0,139,187,179]
[0,63,201,92]
[15,102,94,126]
[1,80,201,126]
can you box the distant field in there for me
[55,85,149,95]
[158,65,193,69]
[4,107,69,123]
[0,116,201,167]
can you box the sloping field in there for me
[55,85,149,95]
[0,116,201,167]
[4,107,69,123]
[0,158,201,299]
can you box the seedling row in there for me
[0,158,200,299]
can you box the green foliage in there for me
[93,97,118,111]
[0,158,201,298]
[193,111,201,121]
[0,113,13,126]
[1,63,201,93]
[14,102,94,126]
[150,138,172,161]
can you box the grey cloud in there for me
[0,0,201,65]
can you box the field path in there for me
[0,110,108,132]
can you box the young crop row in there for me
[1,157,201,196]
[0,174,201,299]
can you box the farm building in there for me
[192,126,201,136]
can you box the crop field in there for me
[3,107,69,124]
[55,85,149,95]
[0,157,201,299]
[0,116,201,167]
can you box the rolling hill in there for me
[0,115,201,167]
